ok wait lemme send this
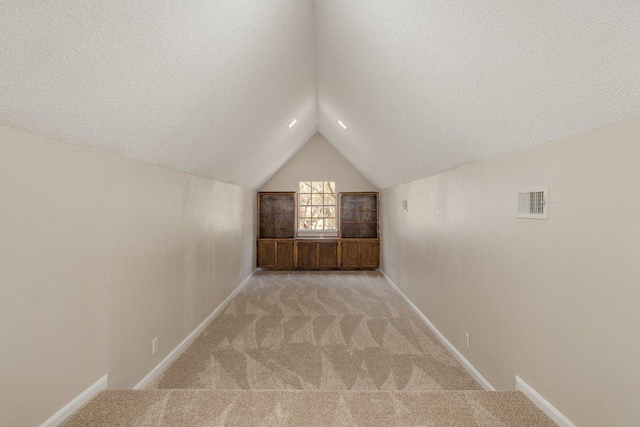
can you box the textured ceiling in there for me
[2,1,640,189]
[0,1,317,189]
[315,0,640,188]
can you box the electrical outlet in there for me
[465,333,470,348]
[152,337,158,355]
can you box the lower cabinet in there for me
[340,241,360,268]
[257,238,379,270]
[276,240,295,269]
[257,239,295,269]
[296,241,319,269]
[340,239,380,269]
[318,241,339,268]
[257,239,277,268]
[360,240,380,269]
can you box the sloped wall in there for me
[0,126,255,426]
[380,115,640,427]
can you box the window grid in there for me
[298,181,336,231]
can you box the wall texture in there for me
[259,133,377,193]
[0,126,255,426]
[380,115,640,427]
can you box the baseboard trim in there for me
[134,270,256,390]
[516,375,575,427]
[40,374,108,427]
[380,269,495,391]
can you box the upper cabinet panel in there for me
[339,192,379,238]
[258,192,296,238]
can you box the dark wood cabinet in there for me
[360,240,380,268]
[257,240,277,268]
[276,240,295,269]
[339,239,380,269]
[258,192,296,238]
[318,241,339,268]
[340,240,360,268]
[257,239,296,269]
[257,191,379,270]
[339,193,379,238]
[296,241,318,269]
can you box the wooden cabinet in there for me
[257,239,277,268]
[257,191,379,270]
[258,238,379,270]
[339,239,380,269]
[318,241,339,268]
[296,241,318,269]
[257,239,295,269]
[295,240,340,269]
[276,240,295,269]
[340,240,360,268]
[360,240,380,268]
[258,192,296,238]
[339,192,378,239]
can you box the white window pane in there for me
[324,194,335,206]
[300,182,311,193]
[312,182,324,193]
[300,193,312,206]
[324,182,335,194]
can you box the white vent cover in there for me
[402,200,408,212]
[517,187,548,219]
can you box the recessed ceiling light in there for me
[338,119,347,130]
[288,118,298,129]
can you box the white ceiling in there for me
[2,1,640,189]
[0,1,317,189]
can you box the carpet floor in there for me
[148,271,481,391]
[62,390,556,427]
[62,271,555,426]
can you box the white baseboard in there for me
[40,374,108,427]
[134,270,256,389]
[516,375,575,427]
[380,269,495,391]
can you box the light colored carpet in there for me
[62,390,556,427]
[61,271,556,426]
[149,271,481,391]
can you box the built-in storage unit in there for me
[340,239,379,269]
[339,192,379,238]
[257,239,295,269]
[258,192,296,238]
[256,191,379,270]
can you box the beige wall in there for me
[380,115,640,427]
[259,133,377,193]
[0,126,255,427]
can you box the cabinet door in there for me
[360,241,380,269]
[318,241,339,268]
[296,241,318,269]
[340,241,360,268]
[257,240,276,268]
[258,193,296,238]
[276,241,295,269]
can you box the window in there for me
[298,181,336,231]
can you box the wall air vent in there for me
[517,187,548,219]
[402,200,408,212]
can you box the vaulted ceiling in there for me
[2,1,640,189]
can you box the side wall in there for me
[380,115,640,427]
[0,126,255,426]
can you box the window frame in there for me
[297,181,338,236]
